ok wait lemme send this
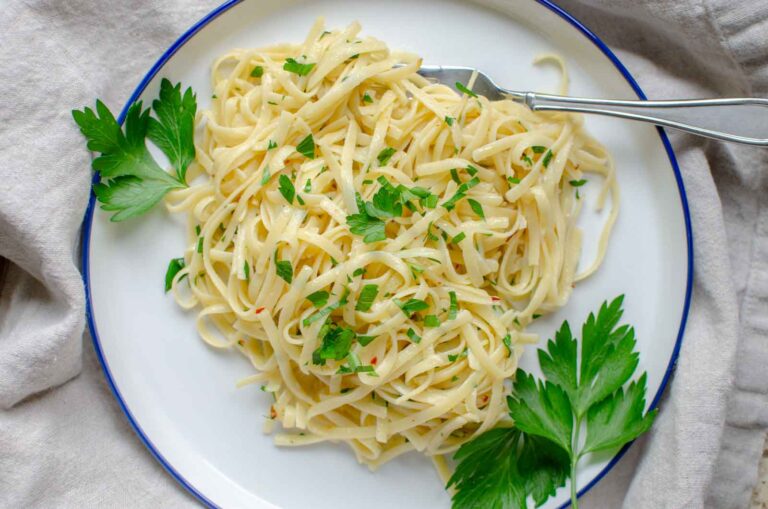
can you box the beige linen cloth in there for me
[1,0,766,507]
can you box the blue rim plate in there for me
[81,1,693,507]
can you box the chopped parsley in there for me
[164,257,186,292]
[424,315,441,328]
[502,334,512,354]
[531,145,547,153]
[543,150,554,168]
[569,179,587,187]
[448,348,468,362]
[261,167,271,185]
[283,58,315,76]
[377,147,396,166]
[267,140,277,150]
[467,198,485,219]
[451,232,466,244]
[442,177,480,211]
[250,66,264,78]
[306,290,330,308]
[347,211,386,243]
[278,175,296,204]
[296,134,315,159]
[312,323,355,365]
[337,351,376,375]
[355,284,379,312]
[521,154,533,166]
[448,291,459,319]
[455,81,478,98]
[303,179,312,193]
[363,93,373,103]
[352,267,366,277]
[406,328,421,343]
[274,250,293,284]
[396,298,430,316]
[507,176,521,185]
[445,116,455,126]
[465,165,479,177]
[357,335,377,346]
[450,168,462,184]
[243,262,250,281]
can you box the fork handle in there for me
[514,92,768,146]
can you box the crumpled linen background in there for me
[0,0,766,507]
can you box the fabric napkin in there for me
[1,0,766,507]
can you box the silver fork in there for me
[418,65,768,146]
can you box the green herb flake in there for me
[377,147,396,166]
[448,348,468,362]
[296,134,315,159]
[451,232,466,244]
[467,198,485,219]
[352,267,366,277]
[261,167,272,185]
[543,150,554,168]
[164,257,186,292]
[396,298,430,316]
[278,174,296,204]
[283,58,315,76]
[448,291,459,320]
[357,335,377,346]
[406,328,422,343]
[267,140,277,150]
[274,250,293,284]
[243,262,250,281]
[450,168,462,185]
[465,165,478,176]
[445,116,455,126]
[363,93,373,104]
[569,179,587,187]
[306,290,330,308]
[531,145,547,154]
[355,284,379,312]
[424,315,441,328]
[502,334,512,354]
[455,81,478,98]
[250,66,264,78]
[508,176,521,185]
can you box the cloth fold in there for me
[1,0,766,507]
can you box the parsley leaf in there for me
[448,428,569,509]
[543,150,553,168]
[455,81,478,98]
[569,179,587,187]
[261,167,271,185]
[283,58,315,76]
[164,257,186,292]
[442,177,480,211]
[278,175,296,204]
[274,250,293,284]
[250,66,264,78]
[508,176,521,185]
[306,290,330,308]
[296,134,315,159]
[146,78,197,183]
[448,291,459,319]
[467,198,485,219]
[363,92,373,103]
[531,146,547,154]
[346,212,386,243]
[451,232,466,244]
[73,99,186,221]
[312,324,355,365]
[377,147,396,166]
[357,335,377,346]
[406,328,421,343]
[452,296,658,509]
[355,284,379,312]
[267,140,277,150]
[424,315,440,327]
[445,116,455,126]
[396,298,429,316]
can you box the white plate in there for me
[83,0,693,507]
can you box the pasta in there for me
[166,18,617,469]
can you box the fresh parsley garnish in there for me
[569,179,587,187]
[357,335,377,346]
[448,291,459,319]
[296,134,315,159]
[278,175,296,204]
[337,351,376,375]
[531,146,547,154]
[72,79,196,221]
[442,177,480,211]
[455,81,478,98]
[465,165,479,177]
[274,250,293,284]
[283,58,315,76]
[508,176,521,185]
[467,198,485,219]
[267,140,277,150]
[363,92,373,103]
[521,154,533,166]
[543,150,554,168]
[355,284,379,312]
[377,147,396,166]
[450,296,657,509]
[424,315,440,327]
[347,211,386,243]
[352,267,366,277]
[243,262,250,281]
[312,323,355,365]
[448,348,468,362]
[164,257,186,292]
[303,179,312,193]
[406,328,421,343]
[450,168,462,185]
[451,232,466,244]
[445,116,455,126]
[306,290,330,308]
[250,66,264,78]
[502,334,512,355]
[396,298,429,316]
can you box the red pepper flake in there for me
[370,356,378,365]
[270,406,277,419]
[491,296,501,302]
[482,394,489,402]
[255,306,265,314]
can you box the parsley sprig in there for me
[449,296,657,509]
[73,79,195,221]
